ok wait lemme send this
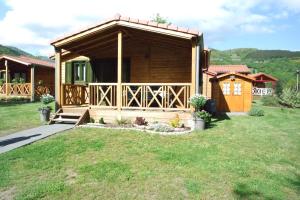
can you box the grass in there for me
[0,102,299,199]
[0,101,54,137]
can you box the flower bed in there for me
[80,122,192,135]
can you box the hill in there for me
[0,44,51,61]
[210,48,300,88]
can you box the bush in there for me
[169,114,182,128]
[99,117,105,124]
[90,118,95,123]
[134,117,148,126]
[195,110,212,124]
[261,96,279,107]
[40,94,54,105]
[115,118,130,125]
[248,108,264,116]
[0,79,4,86]
[189,95,207,111]
[278,87,300,108]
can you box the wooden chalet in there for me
[50,14,206,124]
[0,55,55,101]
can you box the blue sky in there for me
[0,0,299,55]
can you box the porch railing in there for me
[0,83,31,96]
[61,84,89,106]
[35,85,54,96]
[121,83,191,110]
[252,87,273,96]
[89,83,117,108]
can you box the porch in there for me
[51,15,204,122]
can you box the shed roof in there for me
[208,65,250,74]
[249,73,278,81]
[0,55,54,68]
[51,14,201,47]
[214,72,255,81]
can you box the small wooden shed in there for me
[211,72,254,112]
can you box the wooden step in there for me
[57,113,82,117]
[52,118,78,123]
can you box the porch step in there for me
[52,118,78,123]
[57,113,82,117]
[49,108,89,126]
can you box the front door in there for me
[219,80,244,112]
[92,58,130,83]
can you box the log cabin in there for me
[0,55,55,101]
[50,14,207,125]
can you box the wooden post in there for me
[190,41,196,97]
[5,60,8,97]
[117,31,123,112]
[54,48,62,111]
[30,65,35,102]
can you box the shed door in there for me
[220,80,244,112]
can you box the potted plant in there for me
[188,94,211,130]
[39,94,54,122]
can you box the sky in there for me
[0,0,300,56]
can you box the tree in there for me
[151,13,170,25]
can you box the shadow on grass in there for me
[206,113,230,129]
[0,134,41,146]
[234,183,266,199]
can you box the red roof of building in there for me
[249,73,278,82]
[51,14,201,44]
[208,65,250,74]
[0,55,54,68]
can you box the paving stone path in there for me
[0,124,74,154]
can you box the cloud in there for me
[0,0,299,55]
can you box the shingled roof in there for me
[51,14,201,45]
[0,55,54,68]
[208,65,250,75]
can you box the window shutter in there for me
[86,61,93,83]
[65,62,73,84]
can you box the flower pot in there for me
[39,108,51,122]
[188,118,205,131]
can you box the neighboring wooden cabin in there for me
[50,14,206,124]
[250,73,278,96]
[211,72,254,112]
[0,55,54,101]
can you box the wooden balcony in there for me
[61,83,191,111]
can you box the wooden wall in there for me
[35,66,55,93]
[202,72,213,98]
[61,37,192,83]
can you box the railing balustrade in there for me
[89,83,117,108]
[61,84,88,105]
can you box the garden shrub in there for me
[248,107,264,116]
[261,96,279,107]
[189,95,207,111]
[134,117,148,126]
[99,117,105,124]
[278,87,300,108]
[195,110,212,124]
[90,118,95,123]
[115,118,130,125]
[169,114,182,128]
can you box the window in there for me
[222,83,230,95]
[234,83,242,95]
[73,61,86,82]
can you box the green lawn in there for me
[0,103,299,199]
[0,101,54,137]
